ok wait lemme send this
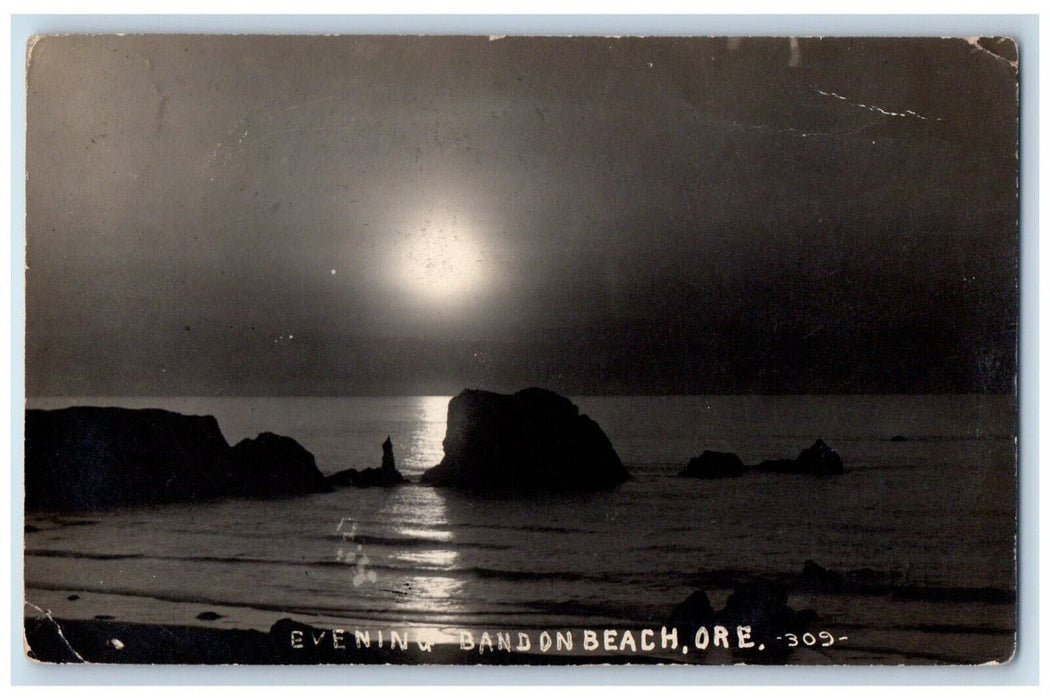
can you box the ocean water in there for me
[24,394,1017,663]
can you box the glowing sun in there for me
[397,221,488,304]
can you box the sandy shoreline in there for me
[24,613,1015,666]
[24,616,701,665]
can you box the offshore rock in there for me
[228,432,332,497]
[678,450,746,478]
[25,406,330,511]
[668,580,819,662]
[667,589,718,634]
[327,436,406,488]
[719,581,818,637]
[420,387,629,491]
[793,439,844,475]
[754,440,844,476]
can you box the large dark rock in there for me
[228,432,331,497]
[327,436,406,488]
[419,387,629,491]
[754,440,844,475]
[25,406,330,511]
[798,559,846,591]
[667,589,718,634]
[794,439,844,475]
[719,581,817,635]
[679,450,745,478]
[25,407,230,510]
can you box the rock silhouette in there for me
[25,406,330,511]
[667,589,718,631]
[682,439,845,478]
[327,436,406,488]
[678,451,746,478]
[792,439,844,475]
[228,432,331,497]
[668,577,818,661]
[420,387,629,491]
[720,581,818,641]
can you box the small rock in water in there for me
[795,439,844,475]
[196,611,223,621]
[326,436,406,488]
[67,594,80,601]
[679,451,746,478]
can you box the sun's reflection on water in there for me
[398,396,450,477]
[383,483,468,633]
[353,400,472,643]
[396,527,453,543]
[392,548,457,569]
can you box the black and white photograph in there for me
[21,33,1019,666]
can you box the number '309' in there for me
[783,631,839,647]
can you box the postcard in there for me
[22,34,1019,666]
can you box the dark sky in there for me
[26,35,1018,396]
